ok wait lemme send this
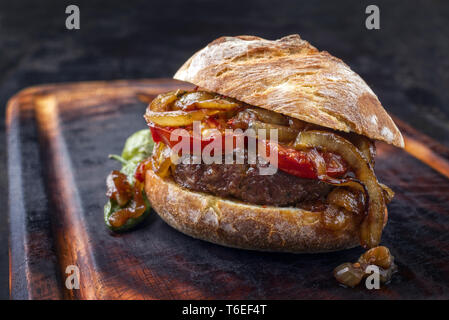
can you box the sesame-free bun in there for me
[174,34,404,148]
[145,169,365,253]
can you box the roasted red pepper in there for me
[134,158,152,183]
[148,124,347,179]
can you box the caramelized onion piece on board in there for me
[358,246,393,269]
[333,262,365,288]
[294,130,386,248]
[108,181,147,228]
[334,246,397,287]
[105,171,148,229]
[106,170,132,207]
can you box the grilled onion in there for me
[145,109,220,127]
[230,109,299,142]
[175,91,214,109]
[294,130,386,248]
[380,183,394,204]
[151,143,173,178]
[149,90,186,112]
[304,146,366,194]
[106,170,132,207]
[108,182,147,228]
[247,108,289,126]
[174,91,239,110]
[343,134,376,166]
[247,119,299,142]
[327,187,365,216]
[288,117,316,131]
[194,99,239,110]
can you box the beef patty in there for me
[172,155,331,207]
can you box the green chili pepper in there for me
[104,194,151,232]
[104,129,154,232]
[121,129,155,161]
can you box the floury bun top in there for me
[174,34,404,148]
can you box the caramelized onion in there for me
[333,262,365,287]
[151,143,173,178]
[175,91,214,109]
[307,148,326,177]
[294,130,386,248]
[149,90,185,112]
[343,134,376,166]
[145,109,220,127]
[380,183,394,204]
[247,119,299,142]
[108,181,147,228]
[194,99,239,110]
[322,204,352,231]
[334,246,397,287]
[106,170,132,207]
[358,246,393,269]
[247,108,289,126]
[303,146,366,195]
[174,91,239,111]
[327,188,365,216]
[288,117,315,131]
[230,109,299,142]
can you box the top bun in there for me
[174,35,404,147]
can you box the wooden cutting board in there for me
[7,79,449,299]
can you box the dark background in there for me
[1,0,448,299]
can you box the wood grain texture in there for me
[6,79,449,299]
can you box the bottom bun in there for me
[145,169,366,253]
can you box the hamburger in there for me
[142,35,404,253]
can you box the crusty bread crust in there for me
[174,34,404,148]
[145,169,361,253]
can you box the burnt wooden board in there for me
[6,79,449,299]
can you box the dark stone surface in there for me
[1,0,449,299]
